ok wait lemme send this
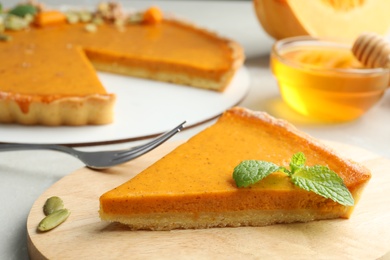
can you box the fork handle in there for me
[0,143,73,154]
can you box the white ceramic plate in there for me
[0,67,249,145]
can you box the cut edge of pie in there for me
[99,107,371,231]
[88,18,245,92]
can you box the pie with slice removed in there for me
[99,107,371,230]
[0,6,243,125]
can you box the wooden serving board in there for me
[27,141,390,259]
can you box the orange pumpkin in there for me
[253,0,390,41]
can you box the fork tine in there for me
[111,121,186,163]
[115,121,186,156]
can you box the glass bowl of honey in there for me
[271,36,390,122]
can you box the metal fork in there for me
[0,121,186,169]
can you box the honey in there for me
[271,37,390,122]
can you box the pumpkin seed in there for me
[114,18,125,31]
[0,15,4,32]
[0,33,11,41]
[24,13,34,24]
[65,11,79,24]
[97,2,109,14]
[79,11,92,23]
[92,16,104,26]
[4,14,29,30]
[85,23,97,33]
[43,196,64,216]
[38,208,70,232]
[128,12,143,24]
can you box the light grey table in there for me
[1,1,389,259]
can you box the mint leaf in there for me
[290,152,306,175]
[291,165,354,206]
[8,4,37,17]
[233,160,280,188]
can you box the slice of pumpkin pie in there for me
[99,107,371,230]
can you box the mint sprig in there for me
[233,152,354,206]
[8,4,37,18]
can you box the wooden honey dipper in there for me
[352,32,390,69]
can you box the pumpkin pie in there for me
[0,5,244,125]
[99,107,371,230]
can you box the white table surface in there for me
[1,1,389,259]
